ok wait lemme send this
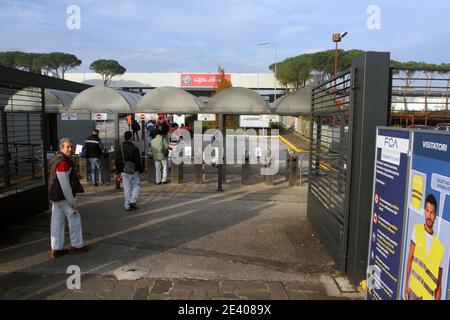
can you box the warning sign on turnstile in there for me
[91,113,108,121]
[135,113,154,121]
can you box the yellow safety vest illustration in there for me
[409,224,444,300]
[411,175,424,210]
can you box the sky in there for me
[0,0,449,73]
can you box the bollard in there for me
[241,152,251,185]
[289,154,298,187]
[285,151,291,182]
[102,152,112,183]
[194,162,206,184]
[171,146,183,184]
[262,148,274,186]
[79,157,90,183]
[147,155,156,183]
[171,162,183,184]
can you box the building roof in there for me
[136,86,205,114]
[3,88,78,113]
[273,88,312,115]
[205,87,271,115]
[70,86,140,113]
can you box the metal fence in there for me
[390,68,450,126]
[0,84,46,197]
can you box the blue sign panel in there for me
[367,129,410,300]
[400,132,450,300]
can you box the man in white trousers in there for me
[48,138,90,258]
[115,131,143,211]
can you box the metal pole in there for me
[274,45,278,101]
[115,113,121,189]
[217,114,224,192]
[334,42,339,77]
[41,87,48,186]
[1,110,10,186]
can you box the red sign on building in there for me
[180,73,231,87]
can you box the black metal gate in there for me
[307,52,392,285]
[0,83,48,226]
[308,70,352,269]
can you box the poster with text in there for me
[400,132,450,300]
[367,129,410,300]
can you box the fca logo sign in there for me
[384,137,398,149]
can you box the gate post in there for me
[285,151,291,182]
[147,155,155,183]
[241,150,251,185]
[344,52,391,285]
[288,154,298,187]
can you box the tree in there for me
[215,66,232,93]
[90,59,126,86]
[0,51,81,77]
[214,66,235,127]
[37,52,81,79]
[440,63,450,112]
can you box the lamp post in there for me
[258,42,278,102]
[332,32,347,76]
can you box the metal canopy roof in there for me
[273,87,312,115]
[205,87,271,115]
[136,86,205,114]
[70,86,140,113]
[3,88,78,113]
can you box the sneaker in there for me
[130,203,138,210]
[125,206,131,211]
[70,245,90,254]
[155,181,161,185]
[94,183,99,187]
[162,181,168,184]
[50,249,69,258]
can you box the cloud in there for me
[280,26,309,37]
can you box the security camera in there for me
[340,32,348,38]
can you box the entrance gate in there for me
[308,52,392,285]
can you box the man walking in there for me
[151,129,170,185]
[115,131,143,211]
[131,119,141,141]
[48,138,89,258]
[85,129,105,186]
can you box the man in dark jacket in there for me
[48,138,89,258]
[131,119,141,141]
[115,131,144,211]
[85,129,105,186]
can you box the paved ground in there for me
[0,138,363,300]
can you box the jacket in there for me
[48,152,79,205]
[151,134,170,161]
[85,134,104,159]
[115,141,143,173]
[131,120,141,132]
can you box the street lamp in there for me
[332,32,348,76]
[258,42,278,101]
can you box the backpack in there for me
[121,143,136,174]
[80,143,88,159]
[159,136,169,157]
[132,120,141,131]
